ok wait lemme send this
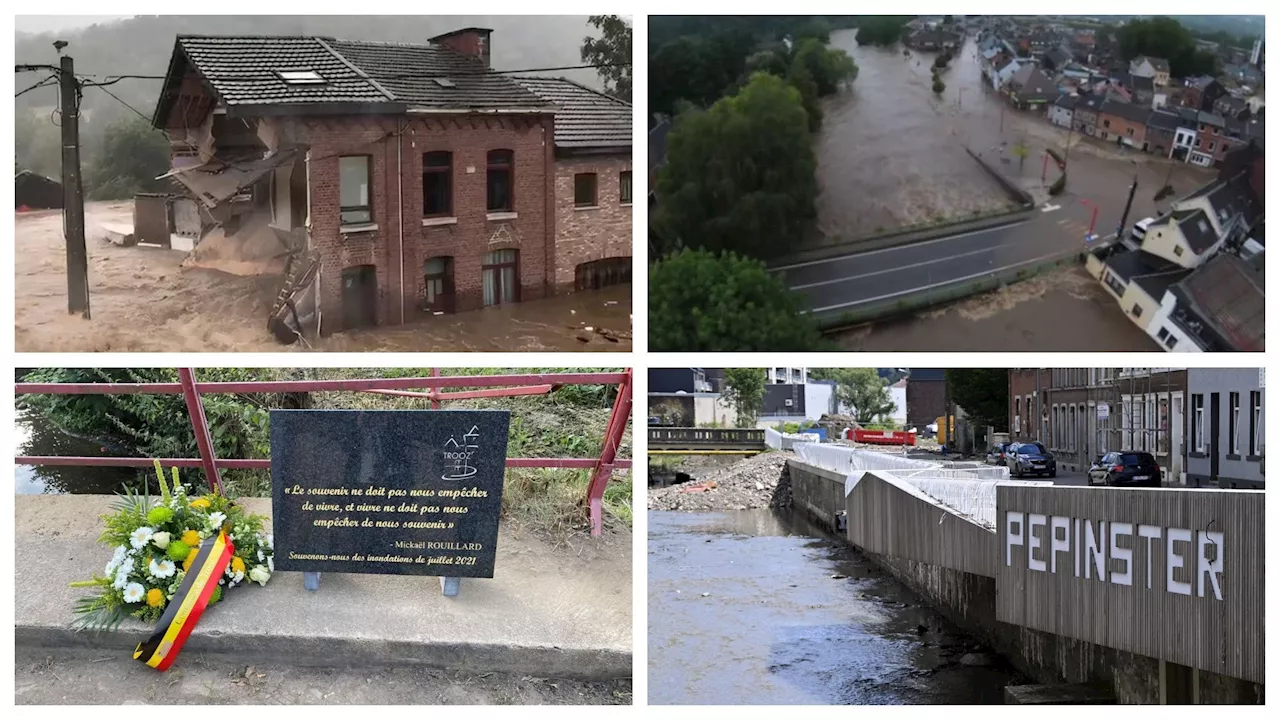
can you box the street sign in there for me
[1097,403,1110,420]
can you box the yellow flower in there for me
[231,556,246,574]
[189,498,211,510]
[183,548,199,571]
[181,530,201,547]
[146,588,165,608]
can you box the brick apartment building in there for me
[152,28,631,336]
[1008,368,1188,483]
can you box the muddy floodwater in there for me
[649,510,1023,704]
[14,203,631,352]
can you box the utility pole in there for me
[1115,174,1138,240]
[58,53,90,319]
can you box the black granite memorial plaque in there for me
[270,409,510,578]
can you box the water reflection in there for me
[649,509,1023,704]
[14,409,141,494]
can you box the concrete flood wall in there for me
[785,458,1265,704]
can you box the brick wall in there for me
[552,154,633,291]
[298,113,555,332]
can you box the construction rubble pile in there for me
[648,452,793,512]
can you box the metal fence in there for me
[15,369,634,536]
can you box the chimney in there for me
[430,27,493,68]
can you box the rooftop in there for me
[1174,253,1265,352]
[516,77,630,151]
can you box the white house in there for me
[1048,94,1076,128]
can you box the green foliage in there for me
[581,15,632,102]
[786,63,824,132]
[1116,16,1220,78]
[855,16,913,46]
[932,73,946,95]
[649,249,827,351]
[20,368,272,493]
[809,368,896,425]
[86,117,171,200]
[653,73,816,260]
[932,50,953,70]
[722,369,766,425]
[15,111,62,179]
[944,369,1009,430]
[792,38,858,96]
[1012,141,1030,172]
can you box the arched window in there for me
[486,150,514,212]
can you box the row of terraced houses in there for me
[150,28,631,336]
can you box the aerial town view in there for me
[648,367,1264,704]
[15,15,633,352]
[648,15,1264,351]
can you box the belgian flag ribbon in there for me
[133,530,235,671]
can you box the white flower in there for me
[207,512,227,531]
[113,557,136,589]
[129,526,155,550]
[105,546,128,576]
[249,565,271,586]
[149,558,176,579]
[267,556,274,573]
[257,549,264,562]
[122,582,146,603]
[265,534,274,550]
[151,531,171,550]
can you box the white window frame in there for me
[1193,394,1205,453]
[1230,392,1240,455]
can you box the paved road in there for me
[777,209,1096,315]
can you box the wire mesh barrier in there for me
[15,370,633,536]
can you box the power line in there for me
[54,61,630,85]
[92,82,154,124]
[16,74,58,97]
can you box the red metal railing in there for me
[15,370,634,536]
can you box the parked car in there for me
[1089,451,1160,487]
[1006,442,1056,478]
[986,442,1010,466]
[1130,216,1156,241]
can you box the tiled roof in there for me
[1147,110,1181,131]
[516,77,631,150]
[1100,98,1151,124]
[1176,253,1265,351]
[163,35,548,117]
[174,36,394,109]
[328,39,545,111]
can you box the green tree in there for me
[648,249,826,351]
[653,73,817,260]
[792,38,858,96]
[1012,140,1030,174]
[944,369,1009,430]
[809,368,896,425]
[1116,16,1219,78]
[15,111,62,179]
[855,16,913,46]
[87,117,171,200]
[581,15,632,102]
[786,62,824,131]
[721,368,766,426]
[932,72,946,95]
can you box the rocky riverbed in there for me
[647,452,793,512]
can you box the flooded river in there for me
[649,510,1023,704]
[14,409,141,494]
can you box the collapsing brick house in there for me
[151,28,632,342]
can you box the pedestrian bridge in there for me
[647,427,766,454]
[786,443,1264,704]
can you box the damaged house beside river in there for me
[150,28,632,342]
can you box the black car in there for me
[1006,442,1056,478]
[1089,451,1161,487]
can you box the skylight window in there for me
[278,70,326,85]
[434,78,457,88]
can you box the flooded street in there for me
[815,31,1014,243]
[814,31,1216,248]
[649,510,1024,704]
[835,264,1161,351]
[13,409,141,495]
[14,203,631,352]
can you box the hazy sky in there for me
[15,15,133,34]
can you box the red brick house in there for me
[516,77,632,293]
[151,29,589,336]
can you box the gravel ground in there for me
[647,453,793,512]
[15,647,631,705]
